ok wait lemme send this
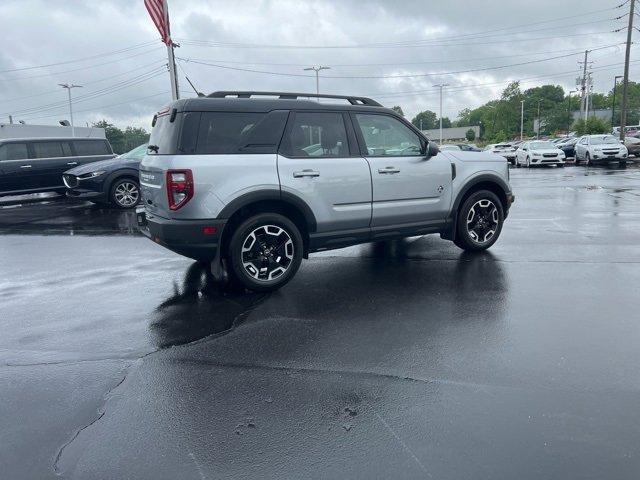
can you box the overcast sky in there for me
[0,0,636,130]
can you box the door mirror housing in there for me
[426,141,439,157]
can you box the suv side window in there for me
[73,140,111,156]
[354,114,423,156]
[32,141,64,158]
[280,112,349,158]
[0,142,28,161]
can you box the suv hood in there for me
[65,156,138,175]
[443,151,506,163]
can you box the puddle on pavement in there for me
[149,262,267,348]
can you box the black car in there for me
[557,138,577,159]
[455,143,481,152]
[64,143,147,208]
[0,137,114,197]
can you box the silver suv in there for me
[138,91,514,291]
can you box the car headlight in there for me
[593,147,602,151]
[78,170,106,179]
[532,152,540,156]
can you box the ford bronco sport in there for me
[137,91,514,292]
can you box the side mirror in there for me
[427,141,439,157]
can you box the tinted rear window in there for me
[0,143,28,161]
[32,141,64,158]
[73,140,111,156]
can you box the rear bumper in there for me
[136,207,225,262]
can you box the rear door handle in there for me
[378,166,400,174]
[20,165,32,169]
[293,169,320,178]
[67,162,78,165]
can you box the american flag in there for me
[144,0,172,45]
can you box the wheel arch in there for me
[217,190,317,258]
[103,169,140,195]
[442,174,510,241]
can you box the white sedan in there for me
[484,143,517,164]
[515,141,566,167]
[574,135,628,165]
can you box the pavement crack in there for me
[52,363,132,476]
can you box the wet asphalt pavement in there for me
[1,164,640,479]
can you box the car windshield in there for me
[591,136,619,145]
[440,145,461,151]
[495,144,510,149]
[529,141,556,149]
[120,143,149,159]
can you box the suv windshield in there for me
[121,143,148,159]
[591,136,619,145]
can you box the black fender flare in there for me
[217,189,317,233]
[441,173,511,241]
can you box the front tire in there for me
[454,190,504,252]
[228,213,303,292]
[110,178,140,209]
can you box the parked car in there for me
[455,143,481,152]
[0,137,114,197]
[137,91,514,292]
[63,143,147,208]
[556,137,578,159]
[515,141,566,167]
[623,136,640,157]
[574,135,628,165]
[439,144,461,151]
[484,143,517,164]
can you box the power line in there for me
[175,6,621,50]
[0,41,158,74]
[177,44,622,81]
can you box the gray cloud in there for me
[0,0,633,129]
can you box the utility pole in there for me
[58,83,83,137]
[303,66,330,100]
[8,115,13,124]
[612,75,623,125]
[163,0,179,101]
[619,0,635,141]
[520,100,524,141]
[578,50,591,122]
[433,83,449,144]
[567,90,577,132]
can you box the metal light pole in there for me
[536,99,541,139]
[619,0,635,141]
[304,66,330,100]
[58,83,83,137]
[433,83,449,144]
[567,90,577,132]
[520,100,524,141]
[612,75,623,126]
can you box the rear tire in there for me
[227,213,303,292]
[454,190,504,252]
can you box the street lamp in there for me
[520,100,524,141]
[433,83,449,144]
[612,75,623,125]
[303,66,330,100]
[536,99,542,139]
[58,83,83,137]
[567,90,577,133]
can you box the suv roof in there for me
[0,137,107,143]
[166,91,390,114]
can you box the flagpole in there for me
[163,0,179,101]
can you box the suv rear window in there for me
[174,110,289,155]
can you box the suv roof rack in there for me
[207,91,383,107]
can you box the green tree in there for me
[391,105,405,116]
[411,110,438,130]
[573,117,610,135]
[465,128,476,141]
[92,120,125,153]
[440,117,452,128]
[123,126,150,151]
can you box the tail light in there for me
[166,169,194,210]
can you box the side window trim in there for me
[278,110,351,159]
[351,112,425,158]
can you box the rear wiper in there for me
[148,145,159,153]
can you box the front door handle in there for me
[20,165,32,169]
[378,166,400,174]
[67,162,78,165]
[293,169,320,178]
